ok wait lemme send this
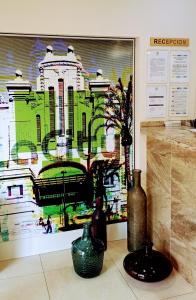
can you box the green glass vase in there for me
[71,222,105,278]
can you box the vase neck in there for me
[82,223,91,239]
[95,196,103,211]
[133,169,141,187]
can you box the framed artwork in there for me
[0,34,135,242]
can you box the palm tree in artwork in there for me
[92,76,133,188]
[89,158,123,207]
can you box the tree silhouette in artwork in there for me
[92,76,133,188]
[89,159,123,207]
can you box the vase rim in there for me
[133,169,141,173]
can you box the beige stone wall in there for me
[147,134,196,286]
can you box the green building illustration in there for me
[0,43,129,241]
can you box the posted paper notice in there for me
[169,85,188,116]
[170,51,190,83]
[146,85,166,118]
[147,50,169,83]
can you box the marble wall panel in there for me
[144,125,196,285]
[171,144,196,285]
[147,137,171,255]
[170,238,196,286]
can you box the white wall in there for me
[1,0,196,163]
[0,0,195,258]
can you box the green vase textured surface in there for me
[71,223,105,278]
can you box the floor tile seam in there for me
[120,270,195,300]
[162,290,196,300]
[107,249,194,300]
[39,263,70,273]
[39,254,51,300]
[117,267,139,300]
[117,266,195,300]
[39,251,68,272]
[0,254,41,262]
[0,271,44,281]
[106,251,139,300]
[42,266,69,274]
[105,251,117,267]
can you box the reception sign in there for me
[150,37,189,47]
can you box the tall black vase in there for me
[71,222,105,278]
[127,169,147,252]
[91,197,107,250]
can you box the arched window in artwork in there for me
[7,185,23,198]
[58,79,65,135]
[49,86,55,132]
[82,112,86,138]
[68,86,74,137]
[36,114,41,143]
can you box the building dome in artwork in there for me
[39,45,80,66]
[46,45,53,53]
[68,45,74,53]
[89,68,110,92]
[37,45,86,91]
[97,69,103,76]
[15,69,23,77]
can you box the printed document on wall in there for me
[169,85,189,116]
[170,51,190,83]
[147,50,169,83]
[146,85,166,118]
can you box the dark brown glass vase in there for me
[123,242,173,282]
[127,169,147,252]
[91,197,107,250]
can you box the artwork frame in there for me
[0,33,135,243]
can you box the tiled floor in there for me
[0,239,195,300]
